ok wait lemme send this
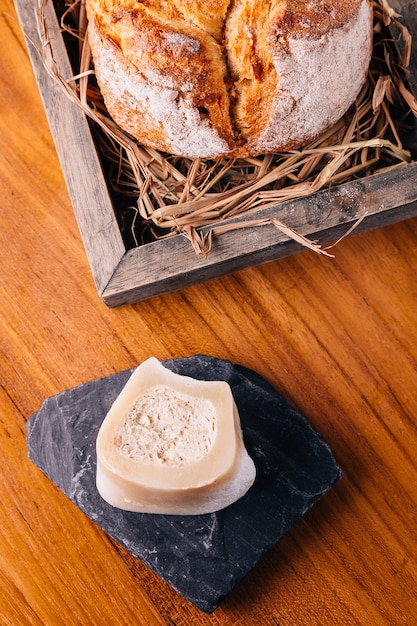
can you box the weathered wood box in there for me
[15,0,417,307]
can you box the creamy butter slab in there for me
[96,357,256,515]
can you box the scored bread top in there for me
[86,0,373,158]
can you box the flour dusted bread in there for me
[86,0,373,158]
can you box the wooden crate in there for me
[15,0,417,307]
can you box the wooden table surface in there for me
[2,1,417,623]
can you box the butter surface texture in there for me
[96,357,256,514]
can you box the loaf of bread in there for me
[86,0,373,159]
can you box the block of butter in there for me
[96,357,256,515]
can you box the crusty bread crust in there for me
[86,0,373,158]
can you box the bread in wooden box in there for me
[86,0,373,159]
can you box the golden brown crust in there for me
[269,0,365,40]
[86,0,373,158]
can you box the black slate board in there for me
[26,356,342,613]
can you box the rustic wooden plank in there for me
[13,0,126,294]
[104,162,417,305]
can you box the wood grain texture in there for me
[13,0,417,306]
[2,0,417,623]
[14,0,126,294]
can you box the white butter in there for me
[96,357,256,515]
